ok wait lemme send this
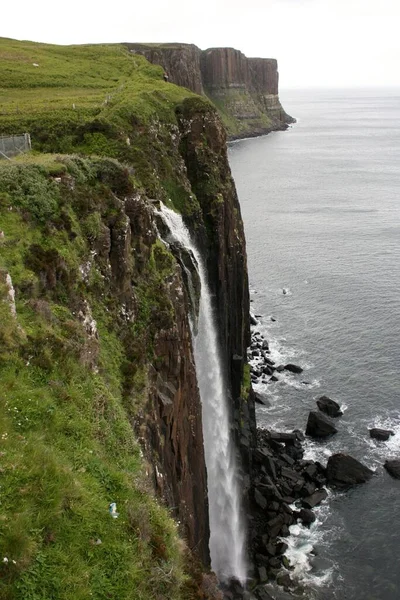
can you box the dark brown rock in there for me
[276,572,292,588]
[267,514,285,537]
[306,411,338,438]
[302,488,328,508]
[258,566,268,583]
[384,459,400,479]
[297,508,316,526]
[326,454,374,486]
[254,488,268,510]
[284,363,303,374]
[269,431,298,444]
[370,428,394,441]
[317,395,343,417]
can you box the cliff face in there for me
[127,43,294,139]
[177,100,256,468]
[125,43,204,95]
[107,192,210,564]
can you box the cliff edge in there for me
[125,43,294,139]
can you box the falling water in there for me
[157,204,247,584]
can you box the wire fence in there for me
[0,133,31,160]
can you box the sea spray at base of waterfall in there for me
[156,203,247,584]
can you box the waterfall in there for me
[157,204,247,584]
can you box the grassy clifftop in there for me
[0,38,211,215]
[0,38,188,123]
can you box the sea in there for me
[228,88,400,600]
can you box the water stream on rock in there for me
[157,203,247,584]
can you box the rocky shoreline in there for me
[224,314,381,600]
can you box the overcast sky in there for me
[3,0,400,88]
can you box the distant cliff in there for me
[125,43,294,139]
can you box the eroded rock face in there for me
[201,48,294,138]
[248,58,279,95]
[201,47,251,90]
[177,103,255,470]
[126,43,204,94]
[148,270,209,564]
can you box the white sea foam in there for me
[364,415,400,461]
[283,499,337,590]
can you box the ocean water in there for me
[228,89,400,600]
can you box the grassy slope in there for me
[204,88,274,138]
[0,37,209,216]
[0,39,213,600]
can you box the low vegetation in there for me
[0,37,211,217]
[0,153,201,599]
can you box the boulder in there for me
[306,411,338,438]
[254,588,274,600]
[263,366,274,376]
[297,508,316,526]
[254,392,271,407]
[302,488,328,508]
[257,566,268,583]
[303,463,318,480]
[326,453,373,486]
[281,466,303,483]
[284,363,303,374]
[254,488,267,510]
[276,572,292,588]
[264,456,277,480]
[250,313,258,325]
[266,514,285,537]
[384,459,400,479]
[276,541,288,555]
[316,395,343,417]
[255,553,271,566]
[269,431,298,444]
[370,428,394,441]
[264,542,277,557]
[301,481,316,497]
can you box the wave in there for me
[283,496,338,593]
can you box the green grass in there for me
[204,87,274,137]
[0,155,198,600]
[0,38,211,217]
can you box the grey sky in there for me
[3,0,400,88]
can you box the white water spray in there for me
[157,204,247,584]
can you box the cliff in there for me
[126,43,294,139]
[0,38,253,599]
